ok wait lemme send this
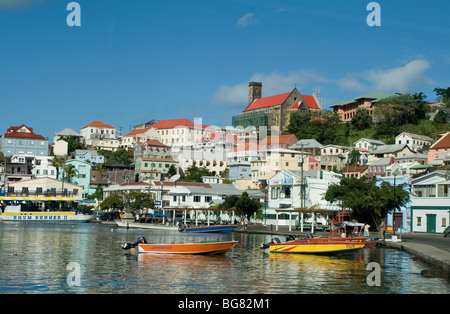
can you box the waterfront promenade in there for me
[234,224,450,276]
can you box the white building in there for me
[266,169,342,227]
[395,132,433,152]
[80,121,117,146]
[410,170,450,234]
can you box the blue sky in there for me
[1,0,449,141]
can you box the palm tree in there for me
[63,164,78,183]
[50,155,66,180]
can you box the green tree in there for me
[235,192,261,220]
[106,148,133,165]
[59,135,87,155]
[348,149,361,167]
[434,87,450,106]
[167,164,177,177]
[100,192,125,210]
[128,191,154,211]
[324,177,409,231]
[50,155,66,180]
[434,110,448,124]
[351,108,372,131]
[181,165,211,182]
[63,164,78,183]
[218,195,240,209]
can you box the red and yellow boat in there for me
[123,237,237,255]
[261,236,379,254]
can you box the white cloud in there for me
[0,0,52,10]
[235,13,258,28]
[210,70,328,107]
[337,77,366,92]
[334,60,432,94]
[365,60,431,93]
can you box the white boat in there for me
[0,196,92,223]
[115,220,178,230]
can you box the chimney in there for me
[248,82,262,106]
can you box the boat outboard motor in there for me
[122,236,147,250]
[260,237,281,249]
[286,235,296,242]
[178,223,186,232]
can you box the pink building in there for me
[428,132,450,164]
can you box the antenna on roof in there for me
[313,87,324,110]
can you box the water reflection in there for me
[0,223,448,294]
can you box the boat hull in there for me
[292,237,380,248]
[182,224,238,233]
[0,212,91,223]
[138,241,238,255]
[116,220,178,230]
[269,241,365,254]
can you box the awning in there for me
[0,196,76,202]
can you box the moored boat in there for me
[178,224,237,233]
[115,220,178,230]
[261,236,369,254]
[0,196,91,223]
[122,236,238,255]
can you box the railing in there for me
[4,190,76,197]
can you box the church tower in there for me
[248,82,262,106]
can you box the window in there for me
[194,196,201,202]
[173,196,177,202]
[442,218,447,228]
[417,217,422,226]
[205,196,212,202]
[271,187,280,199]
[284,187,291,198]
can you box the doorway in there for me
[426,214,436,233]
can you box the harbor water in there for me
[0,222,449,294]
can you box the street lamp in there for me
[392,164,401,236]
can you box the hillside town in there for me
[1,82,449,235]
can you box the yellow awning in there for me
[0,196,76,202]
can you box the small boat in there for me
[261,236,367,254]
[178,224,238,234]
[115,220,178,230]
[122,237,238,255]
[115,213,178,230]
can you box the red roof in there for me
[260,134,298,146]
[343,166,368,173]
[124,126,154,137]
[3,124,47,140]
[430,132,450,150]
[144,139,166,147]
[82,121,115,129]
[150,119,208,129]
[154,181,212,188]
[231,140,260,153]
[301,95,320,110]
[245,92,291,111]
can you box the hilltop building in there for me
[232,82,321,134]
[1,125,49,157]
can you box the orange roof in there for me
[245,92,291,111]
[301,95,320,110]
[343,166,368,173]
[428,102,443,107]
[231,140,260,153]
[260,134,298,145]
[430,132,450,150]
[82,121,115,129]
[123,126,153,137]
[150,119,208,129]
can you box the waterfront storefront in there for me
[265,169,341,228]
[411,170,450,234]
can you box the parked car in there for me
[443,226,450,237]
[100,212,121,221]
